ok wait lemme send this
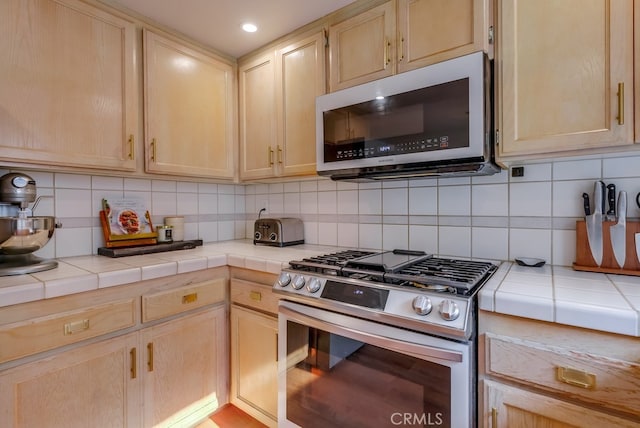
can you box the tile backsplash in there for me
[3,153,639,265]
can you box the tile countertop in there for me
[1,240,639,337]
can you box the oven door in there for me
[278,300,474,428]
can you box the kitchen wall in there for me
[245,153,640,266]
[6,152,640,266]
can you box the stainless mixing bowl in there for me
[0,216,56,255]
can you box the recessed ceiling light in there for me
[242,23,257,33]
[375,96,385,100]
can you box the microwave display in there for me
[322,78,469,163]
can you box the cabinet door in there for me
[230,305,278,427]
[397,0,489,73]
[239,52,277,180]
[0,332,141,428]
[483,380,640,428]
[141,306,227,428]
[144,30,236,179]
[329,1,396,91]
[0,0,137,171]
[276,31,326,177]
[498,0,634,158]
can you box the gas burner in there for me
[288,250,497,295]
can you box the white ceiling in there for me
[109,0,356,58]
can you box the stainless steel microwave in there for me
[315,51,500,181]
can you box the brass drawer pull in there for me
[616,82,624,125]
[556,366,596,389]
[147,342,154,372]
[64,319,89,335]
[128,134,135,160]
[182,292,198,304]
[130,347,137,379]
[250,290,262,301]
[491,407,497,427]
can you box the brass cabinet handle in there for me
[268,145,274,166]
[556,366,596,389]
[491,407,497,427]
[249,290,262,301]
[277,145,283,164]
[398,35,404,61]
[130,347,137,379]
[127,134,134,160]
[150,138,157,162]
[616,82,624,125]
[63,319,89,335]
[275,333,278,362]
[384,38,391,67]
[182,292,198,304]
[147,342,154,372]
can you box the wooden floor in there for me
[196,404,268,428]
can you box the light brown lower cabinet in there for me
[0,332,141,427]
[483,380,640,428]
[480,311,640,428]
[229,274,279,428]
[0,306,227,428]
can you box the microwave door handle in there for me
[279,304,463,363]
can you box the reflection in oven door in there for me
[278,301,474,428]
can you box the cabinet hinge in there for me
[323,28,329,48]
[488,26,494,45]
[495,129,500,146]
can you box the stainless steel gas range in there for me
[273,249,498,428]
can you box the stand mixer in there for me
[0,173,58,276]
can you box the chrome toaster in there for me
[253,217,304,247]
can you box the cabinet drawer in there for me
[0,298,136,364]
[485,333,640,416]
[142,278,226,322]
[230,279,280,315]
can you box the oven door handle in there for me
[280,304,463,363]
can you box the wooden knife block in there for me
[574,220,640,275]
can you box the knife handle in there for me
[606,184,616,216]
[600,181,606,214]
[582,193,591,216]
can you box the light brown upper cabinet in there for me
[239,31,325,180]
[328,0,491,91]
[143,30,236,179]
[0,0,137,171]
[497,0,634,159]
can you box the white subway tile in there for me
[408,225,438,253]
[359,223,382,250]
[472,184,508,216]
[438,185,470,216]
[318,222,338,246]
[56,189,93,217]
[509,182,551,217]
[284,193,301,214]
[383,188,408,215]
[92,176,123,190]
[218,194,236,214]
[55,173,91,189]
[472,227,508,261]
[603,155,640,178]
[337,223,359,247]
[438,226,471,257]
[337,190,359,215]
[198,194,218,215]
[318,191,337,215]
[409,187,438,215]
[509,228,551,263]
[509,163,552,182]
[177,192,198,215]
[553,159,601,180]
[125,178,152,192]
[152,180,176,192]
[382,224,408,250]
[359,189,382,215]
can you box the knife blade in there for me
[585,181,603,266]
[610,191,627,268]
[606,183,616,220]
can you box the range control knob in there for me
[277,272,291,287]
[306,277,321,293]
[291,275,306,290]
[439,300,460,321]
[412,295,433,316]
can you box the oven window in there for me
[285,320,452,427]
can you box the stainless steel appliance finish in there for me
[275,249,498,427]
[253,217,304,247]
[316,51,499,181]
[0,173,58,276]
